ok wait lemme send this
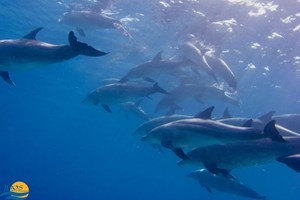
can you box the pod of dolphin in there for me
[1,7,299,200]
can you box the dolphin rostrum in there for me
[187,169,266,200]
[0,28,108,85]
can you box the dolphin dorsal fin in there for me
[222,107,232,119]
[152,51,163,61]
[258,111,276,122]
[22,27,43,40]
[194,106,214,119]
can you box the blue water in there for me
[0,0,299,199]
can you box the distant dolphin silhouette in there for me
[60,10,132,38]
[0,28,108,86]
[187,169,266,200]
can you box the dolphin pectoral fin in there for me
[161,138,188,159]
[172,148,189,160]
[101,104,112,113]
[152,51,163,62]
[153,83,169,95]
[242,119,253,127]
[263,120,287,142]
[76,27,86,37]
[204,163,236,181]
[22,27,43,40]
[194,106,214,119]
[145,95,153,100]
[0,71,15,86]
[277,154,300,173]
[258,111,276,122]
[68,31,108,57]
[201,185,213,194]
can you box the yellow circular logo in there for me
[9,181,29,199]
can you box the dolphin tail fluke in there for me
[0,71,15,86]
[68,31,108,57]
[153,83,169,94]
[263,120,287,142]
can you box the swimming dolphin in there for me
[120,100,150,121]
[141,115,283,160]
[219,112,300,137]
[0,28,107,86]
[178,121,300,178]
[155,84,240,112]
[60,10,131,38]
[82,82,168,113]
[187,169,266,200]
[272,114,300,133]
[120,51,194,83]
[179,42,217,82]
[133,106,214,138]
[202,52,237,90]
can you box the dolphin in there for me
[155,84,240,112]
[219,112,300,137]
[120,51,194,83]
[178,121,300,178]
[133,106,214,138]
[187,169,266,200]
[59,10,131,38]
[272,114,300,133]
[82,82,168,113]
[120,100,150,121]
[0,28,107,86]
[141,116,284,160]
[179,42,217,82]
[202,52,237,90]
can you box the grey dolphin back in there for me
[68,31,108,57]
[0,72,15,86]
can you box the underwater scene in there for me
[0,0,299,199]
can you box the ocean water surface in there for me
[0,0,299,200]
